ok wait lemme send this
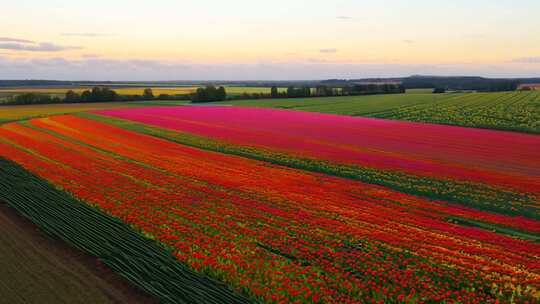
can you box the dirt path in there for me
[0,202,156,304]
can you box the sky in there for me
[1,0,540,80]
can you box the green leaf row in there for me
[0,157,254,304]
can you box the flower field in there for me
[95,106,540,219]
[0,157,250,304]
[0,114,538,303]
[224,90,540,134]
[95,106,539,190]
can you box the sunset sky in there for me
[1,0,539,80]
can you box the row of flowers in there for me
[95,105,540,194]
[0,115,537,303]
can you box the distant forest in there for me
[402,76,520,91]
[2,76,540,91]
[3,83,406,105]
[322,76,540,92]
[0,80,73,87]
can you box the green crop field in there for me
[223,93,460,115]
[373,91,540,133]
[224,90,540,133]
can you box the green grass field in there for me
[224,91,540,133]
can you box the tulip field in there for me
[225,90,540,133]
[94,106,540,219]
[0,157,249,304]
[0,105,538,303]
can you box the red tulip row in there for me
[0,115,537,303]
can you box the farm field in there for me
[0,86,285,98]
[0,157,251,304]
[519,83,540,89]
[5,1,540,303]
[224,90,540,133]
[84,112,539,228]
[0,202,156,304]
[0,110,538,303]
[405,88,438,94]
[224,92,453,116]
[95,106,540,219]
[0,102,153,123]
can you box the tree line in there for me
[4,87,122,105]
[402,76,519,92]
[2,83,406,105]
[191,86,227,102]
[235,83,405,100]
[2,86,224,105]
[187,84,404,102]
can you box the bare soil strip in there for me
[0,202,157,304]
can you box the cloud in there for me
[306,58,328,63]
[0,56,539,81]
[336,16,352,20]
[403,40,415,44]
[512,57,540,64]
[0,37,82,52]
[0,37,35,43]
[0,42,82,52]
[61,33,113,37]
[81,54,102,58]
[319,48,338,54]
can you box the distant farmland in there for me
[0,102,151,123]
[0,86,286,98]
[3,90,539,133]
[519,83,540,89]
